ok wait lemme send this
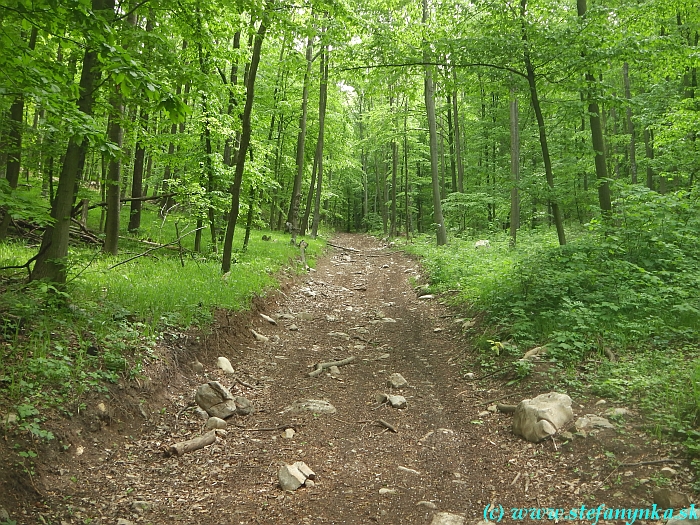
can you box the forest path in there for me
[32,234,678,525]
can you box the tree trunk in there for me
[509,86,520,247]
[311,42,329,239]
[644,127,655,191]
[422,0,447,246]
[452,74,464,193]
[577,0,612,216]
[0,27,38,241]
[221,16,268,273]
[31,0,114,282]
[287,29,314,246]
[103,90,124,255]
[521,0,565,246]
[446,94,457,193]
[243,185,255,251]
[390,96,398,238]
[128,108,147,232]
[622,62,637,184]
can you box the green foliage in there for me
[0,179,53,226]
[405,186,700,460]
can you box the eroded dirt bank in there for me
[1,234,689,525]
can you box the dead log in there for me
[308,356,356,377]
[327,242,360,252]
[377,419,397,433]
[163,430,216,457]
[81,192,177,213]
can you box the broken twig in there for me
[308,356,355,377]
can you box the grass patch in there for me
[0,207,324,430]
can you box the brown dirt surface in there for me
[0,234,694,524]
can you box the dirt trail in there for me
[4,234,688,524]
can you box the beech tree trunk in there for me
[287,29,314,246]
[31,0,115,282]
[422,0,447,246]
[577,0,612,216]
[311,42,329,239]
[221,15,267,274]
[128,108,147,233]
[509,86,520,247]
[103,90,124,255]
[520,0,566,246]
[126,12,152,233]
[452,73,465,193]
[622,63,637,184]
[0,27,38,241]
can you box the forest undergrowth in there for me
[403,186,700,480]
[0,203,323,446]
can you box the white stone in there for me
[523,346,547,360]
[512,392,574,443]
[205,417,227,430]
[388,373,409,389]
[195,381,238,419]
[474,240,490,248]
[279,464,306,491]
[575,415,614,432]
[216,357,235,374]
[287,399,337,414]
[430,512,466,525]
[293,461,315,480]
[377,393,407,409]
[282,428,295,439]
[604,407,630,417]
[260,313,277,325]
[250,329,269,342]
[379,488,397,495]
[417,501,438,510]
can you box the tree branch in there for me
[338,61,527,79]
[115,0,151,21]
[107,226,203,270]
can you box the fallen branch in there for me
[235,377,261,390]
[232,423,300,432]
[497,403,517,414]
[307,356,355,377]
[108,226,204,270]
[619,458,680,468]
[327,242,360,252]
[377,419,397,433]
[163,430,216,457]
[480,394,514,406]
[82,192,176,213]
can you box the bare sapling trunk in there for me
[221,15,268,273]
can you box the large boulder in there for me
[195,381,238,419]
[512,392,574,442]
